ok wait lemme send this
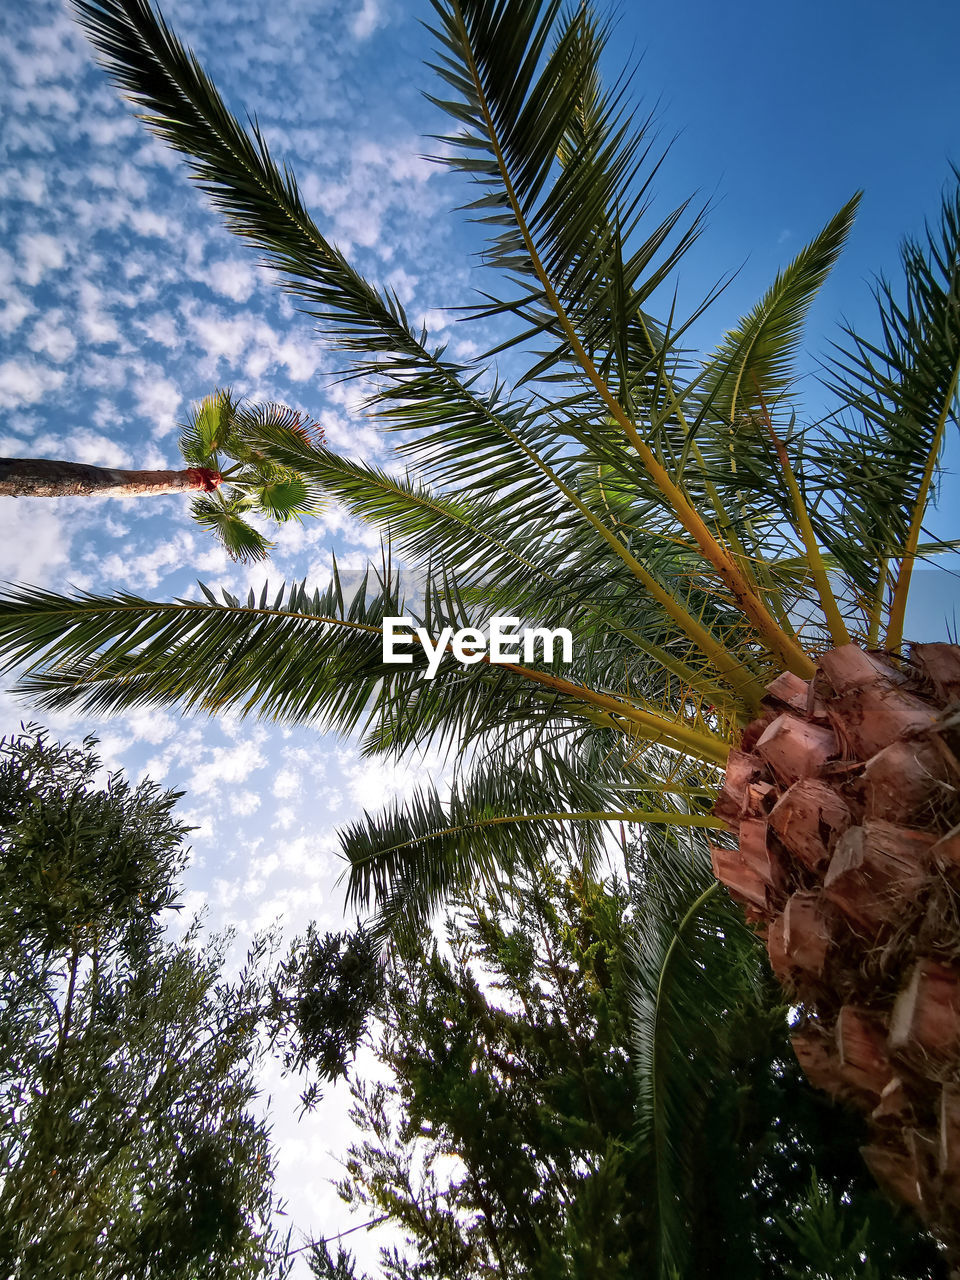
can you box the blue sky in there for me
[2,0,959,1269]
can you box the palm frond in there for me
[0,577,390,731]
[0,566,729,770]
[342,743,722,942]
[697,196,860,428]
[245,414,773,713]
[189,496,274,563]
[421,0,813,673]
[178,390,323,553]
[252,474,311,522]
[627,824,762,1278]
[178,388,236,466]
[46,0,960,950]
[814,172,960,643]
[427,0,703,391]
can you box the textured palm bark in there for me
[0,457,221,497]
[711,642,960,1260]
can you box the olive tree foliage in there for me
[266,921,384,1115]
[0,726,292,1279]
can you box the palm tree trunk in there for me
[710,642,960,1258]
[0,457,221,498]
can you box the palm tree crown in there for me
[0,0,956,937]
[177,389,324,563]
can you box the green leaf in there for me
[627,826,761,1279]
[816,172,960,624]
[254,474,311,522]
[190,496,274,563]
[698,195,860,426]
[178,390,235,465]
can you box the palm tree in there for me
[1,0,958,1252]
[1,389,323,563]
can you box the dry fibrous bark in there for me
[711,642,960,1257]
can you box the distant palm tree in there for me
[1,0,958,1256]
[1,389,323,563]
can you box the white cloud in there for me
[271,805,298,831]
[27,312,77,363]
[384,266,418,304]
[178,810,216,843]
[0,291,33,337]
[419,308,450,335]
[68,431,129,467]
[128,208,171,238]
[0,164,47,204]
[205,258,257,302]
[0,500,71,585]
[338,743,451,813]
[350,0,383,40]
[181,302,324,384]
[230,790,262,817]
[272,767,301,799]
[30,429,129,468]
[17,232,65,286]
[78,280,121,346]
[0,357,65,409]
[321,411,383,458]
[88,161,149,201]
[177,887,211,921]
[299,134,437,256]
[140,442,172,470]
[136,374,183,437]
[187,735,269,798]
[132,137,182,172]
[279,832,337,879]
[102,710,178,755]
[136,312,183,350]
[214,876,242,910]
[249,886,315,932]
[99,531,197,590]
[81,113,140,146]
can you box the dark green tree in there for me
[266,921,383,1115]
[0,726,291,1279]
[305,846,944,1279]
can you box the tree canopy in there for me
[307,843,944,1279]
[0,726,292,1278]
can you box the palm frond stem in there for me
[270,439,756,710]
[631,308,766,597]
[866,556,889,648]
[470,420,770,707]
[0,590,728,764]
[342,807,724,871]
[495,661,729,763]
